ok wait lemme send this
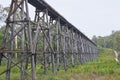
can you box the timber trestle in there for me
[0,0,98,80]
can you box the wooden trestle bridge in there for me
[0,0,98,80]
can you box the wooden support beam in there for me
[56,18,60,71]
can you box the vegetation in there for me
[0,4,7,22]
[0,47,120,80]
[92,30,120,51]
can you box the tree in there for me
[0,4,8,65]
[0,4,7,22]
[97,36,105,47]
[115,32,120,51]
[92,35,97,44]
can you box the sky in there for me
[1,0,120,39]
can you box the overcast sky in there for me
[1,0,120,39]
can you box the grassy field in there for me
[0,47,120,80]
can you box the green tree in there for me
[92,35,97,44]
[0,26,5,46]
[97,36,105,47]
[0,26,5,34]
[0,33,3,46]
[115,32,120,51]
[0,4,7,22]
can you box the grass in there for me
[0,47,120,80]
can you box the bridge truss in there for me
[0,0,98,80]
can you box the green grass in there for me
[0,47,120,80]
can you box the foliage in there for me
[92,35,97,44]
[0,4,7,46]
[0,4,7,22]
[0,33,3,45]
[92,30,120,51]
[0,26,5,46]
[115,32,120,50]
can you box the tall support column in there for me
[83,38,87,63]
[71,28,74,67]
[63,25,67,71]
[20,1,25,80]
[48,18,53,70]
[59,22,62,69]
[42,11,47,74]
[45,9,50,73]
[56,18,60,71]
[78,34,82,64]
[6,54,11,80]
[79,35,83,64]
[85,40,88,62]
[89,45,92,61]
[81,36,85,63]
[76,33,79,64]
[6,0,16,79]
[25,0,36,79]
[50,21,55,73]
[65,26,69,67]
[43,34,47,74]
[46,9,55,73]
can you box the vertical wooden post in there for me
[48,18,53,70]
[59,22,62,69]
[43,11,47,74]
[76,33,79,64]
[21,1,25,80]
[81,36,85,63]
[6,54,11,80]
[65,26,69,67]
[56,18,60,71]
[6,0,16,79]
[63,25,67,71]
[25,0,36,80]
[71,28,74,67]
[49,18,55,73]
[79,35,83,64]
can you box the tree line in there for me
[92,30,120,51]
